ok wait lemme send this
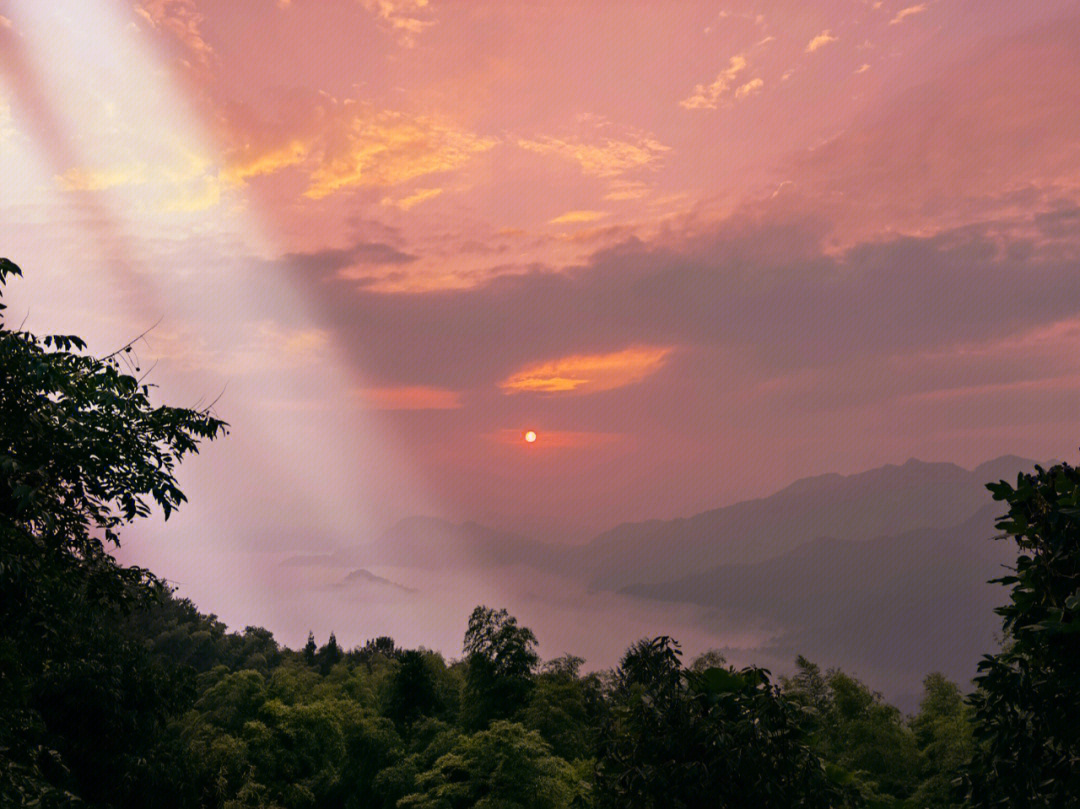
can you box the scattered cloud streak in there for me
[304,112,497,199]
[360,0,435,46]
[499,346,674,394]
[890,4,928,25]
[680,55,748,109]
[549,210,608,225]
[517,133,669,178]
[805,30,837,53]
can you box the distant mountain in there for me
[337,568,415,593]
[622,503,1014,692]
[571,456,1038,590]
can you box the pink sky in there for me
[2,1,1080,649]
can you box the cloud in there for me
[360,0,435,45]
[290,195,1080,399]
[135,0,214,66]
[52,149,230,211]
[855,63,871,74]
[680,56,748,109]
[500,346,674,394]
[791,17,1080,241]
[549,210,609,225]
[382,187,444,210]
[517,133,669,178]
[56,165,147,191]
[281,240,417,274]
[735,78,764,99]
[805,30,837,53]
[890,4,927,25]
[604,181,650,201]
[304,112,497,199]
[223,140,309,184]
[356,386,462,410]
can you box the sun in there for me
[524,430,537,443]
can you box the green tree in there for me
[462,606,539,729]
[399,720,579,809]
[966,462,1080,807]
[386,650,443,733]
[909,673,972,809]
[303,632,317,667]
[0,258,225,806]
[597,637,848,809]
[782,658,918,807]
[317,632,343,675]
[521,657,598,763]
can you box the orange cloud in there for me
[890,4,927,25]
[735,78,764,99]
[805,30,837,53]
[357,386,463,410]
[135,0,214,66]
[549,210,608,224]
[56,165,147,191]
[360,0,434,46]
[382,187,444,210]
[500,346,673,394]
[517,133,669,178]
[604,181,650,201]
[224,140,309,184]
[305,113,497,199]
[680,55,748,109]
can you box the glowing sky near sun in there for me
[2,0,1080,555]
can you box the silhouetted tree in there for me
[317,632,343,674]
[966,462,1080,807]
[909,673,972,808]
[0,258,225,806]
[386,650,443,732]
[462,606,539,729]
[303,631,317,667]
[596,637,850,809]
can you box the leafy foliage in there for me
[966,463,1080,807]
[595,637,848,809]
[399,721,581,809]
[462,605,539,729]
[0,258,225,806]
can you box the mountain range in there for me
[287,454,1042,705]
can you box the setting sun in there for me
[524,430,537,443]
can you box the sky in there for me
[2,1,1080,659]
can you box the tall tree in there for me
[966,462,1080,807]
[462,606,539,729]
[909,673,972,809]
[0,258,225,806]
[386,650,443,732]
[317,631,343,674]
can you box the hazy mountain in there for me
[336,568,415,593]
[572,455,1038,590]
[623,503,1014,695]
